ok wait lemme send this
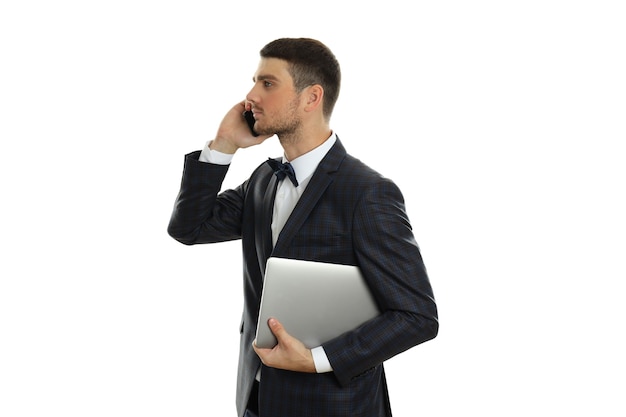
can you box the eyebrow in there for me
[253,74,280,83]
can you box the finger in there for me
[268,317,287,340]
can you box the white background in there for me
[1,1,625,416]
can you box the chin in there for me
[255,125,273,136]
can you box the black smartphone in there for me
[243,110,259,136]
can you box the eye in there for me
[264,81,273,87]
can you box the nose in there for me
[246,84,259,106]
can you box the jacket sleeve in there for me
[167,151,245,245]
[322,177,439,386]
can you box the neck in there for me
[279,125,332,161]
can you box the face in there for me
[246,58,304,136]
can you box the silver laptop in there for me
[255,257,380,349]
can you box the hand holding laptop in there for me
[252,317,318,373]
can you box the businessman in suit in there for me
[168,37,438,417]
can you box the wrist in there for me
[209,138,237,154]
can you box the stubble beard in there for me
[255,96,302,144]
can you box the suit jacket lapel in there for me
[256,173,279,273]
[273,139,347,254]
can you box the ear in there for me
[303,84,324,112]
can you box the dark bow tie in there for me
[266,158,299,187]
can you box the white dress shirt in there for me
[199,133,337,374]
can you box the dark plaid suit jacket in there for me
[168,138,438,417]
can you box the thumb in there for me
[268,317,287,340]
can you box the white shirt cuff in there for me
[199,140,234,165]
[311,346,333,373]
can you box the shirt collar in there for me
[282,132,337,186]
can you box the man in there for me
[168,37,438,417]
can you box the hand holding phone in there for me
[243,110,259,137]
